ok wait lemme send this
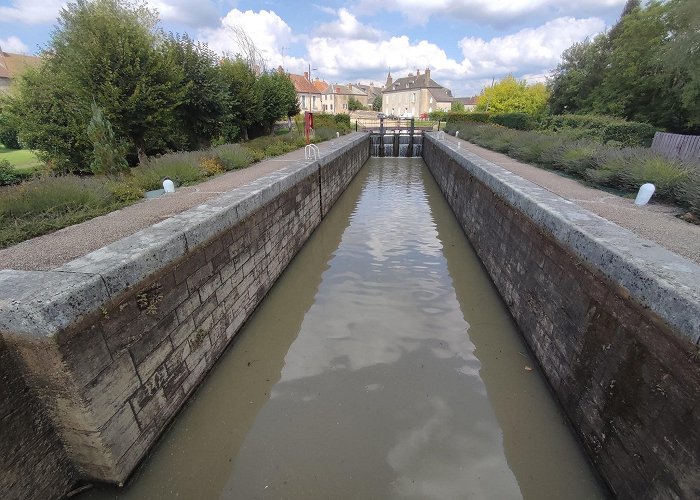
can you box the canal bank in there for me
[0,133,370,499]
[422,133,700,499]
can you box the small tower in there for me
[385,71,393,90]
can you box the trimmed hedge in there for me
[446,112,491,125]
[490,113,538,131]
[313,113,351,132]
[541,114,656,147]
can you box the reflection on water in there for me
[83,158,605,500]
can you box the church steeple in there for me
[385,71,393,89]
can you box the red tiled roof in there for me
[313,79,328,92]
[289,73,321,94]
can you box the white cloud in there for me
[357,0,624,27]
[147,0,220,28]
[458,16,606,77]
[0,0,66,25]
[199,9,306,72]
[314,8,383,41]
[0,36,29,54]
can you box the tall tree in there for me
[164,33,229,149]
[253,71,300,135]
[476,75,549,115]
[664,0,700,128]
[6,0,184,168]
[219,57,259,141]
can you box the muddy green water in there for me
[83,158,605,499]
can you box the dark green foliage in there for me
[372,95,382,111]
[164,33,230,150]
[0,159,31,186]
[0,110,21,149]
[451,101,465,112]
[540,114,656,147]
[348,97,363,111]
[491,113,537,131]
[446,112,490,125]
[313,113,351,133]
[548,0,698,132]
[254,71,300,136]
[429,110,448,121]
[219,58,259,142]
[86,102,129,175]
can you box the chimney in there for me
[425,67,431,82]
[304,71,309,80]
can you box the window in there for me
[301,95,306,108]
[411,93,415,103]
[429,97,433,103]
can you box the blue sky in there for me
[0,0,627,96]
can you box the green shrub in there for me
[312,113,351,133]
[601,122,656,147]
[429,110,448,121]
[507,132,561,164]
[446,112,490,125]
[678,172,700,217]
[0,175,133,248]
[549,141,603,175]
[491,112,538,131]
[540,114,656,147]
[130,151,205,191]
[107,180,144,203]
[591,148,692,200]
[0,159,31,186]
[213,144,254,170]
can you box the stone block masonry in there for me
[0,133,370,499]
[423,134,700,499]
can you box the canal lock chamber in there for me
[2,132,698,499]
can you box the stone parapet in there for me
[423,133,700,499]
[0,133,370,499]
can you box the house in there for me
[0,49,41,93]
[454,96,479,111]
[381,68,453,117]
[320,83,368,114]
[355,82,382,107]
[287,70,322,113]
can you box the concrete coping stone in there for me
[0,133,370,339]
[426,133,700,344]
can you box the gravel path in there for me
[448,137,700,264]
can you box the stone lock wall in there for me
[0,134,370,499]
[423,134,700,499]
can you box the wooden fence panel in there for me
[651,132,700,161]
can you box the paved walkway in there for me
[446,136,700,264]
[2,133,698,271]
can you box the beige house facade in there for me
[381,68,453,117]
[321,83,368,114]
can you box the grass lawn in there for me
[0,144,43,172]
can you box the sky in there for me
[0,0,628,96]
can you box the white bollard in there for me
[455,131,459,138]
[634,183,655,205]
[336,132,340,138]
[163,178,175,193]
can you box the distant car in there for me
[377,113,385,119]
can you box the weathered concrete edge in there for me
[0,133,370,339]
[425,133,700,343]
